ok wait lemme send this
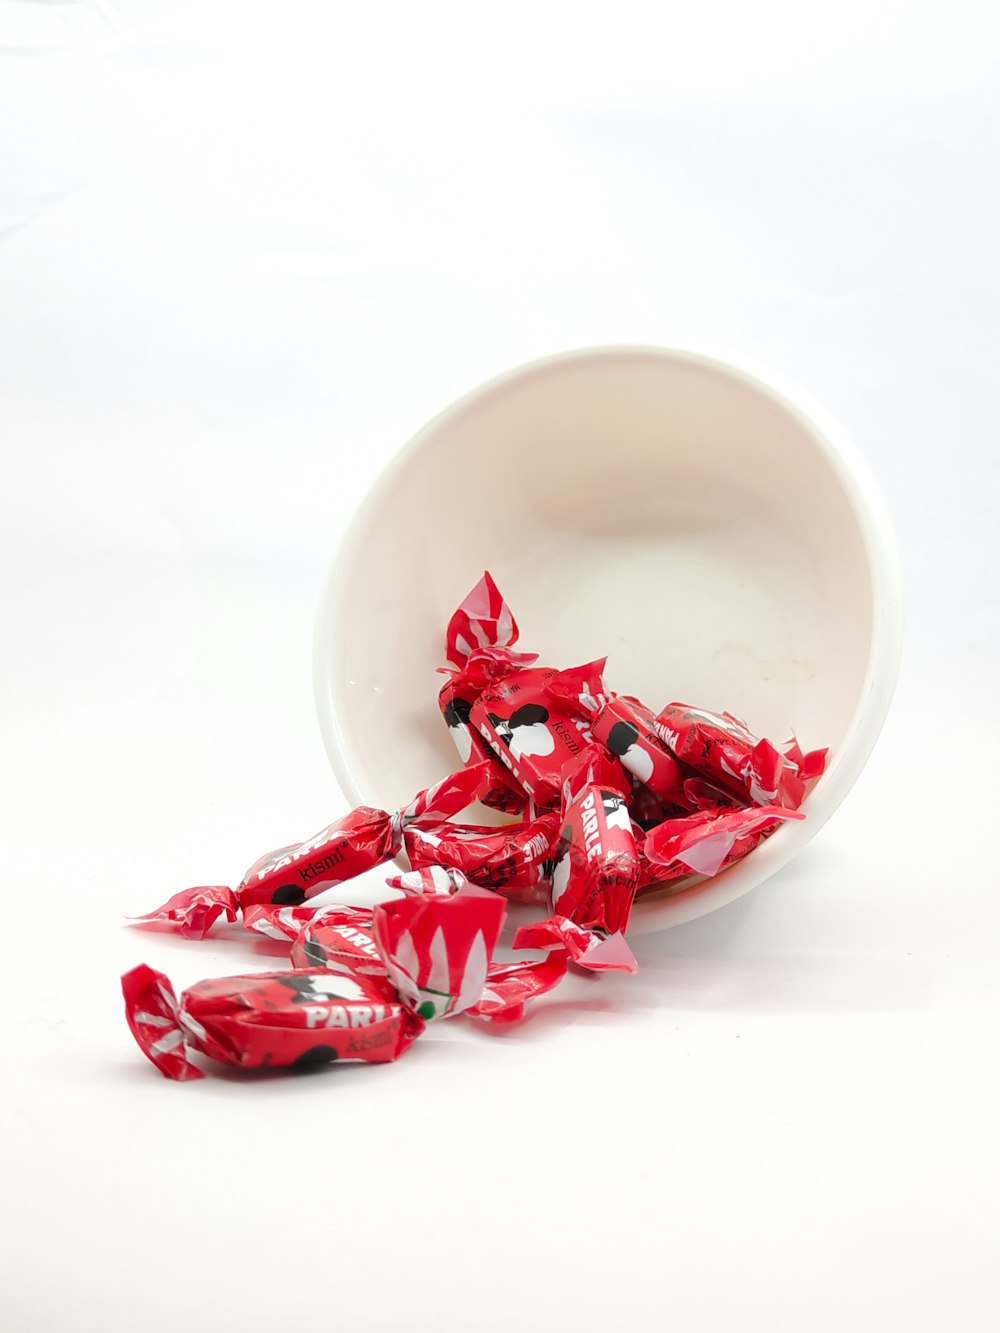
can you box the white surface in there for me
[1,4,999,1331]
[315,345,903,929]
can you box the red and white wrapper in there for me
[404,810,561,902]
[644,804,805,878]
[121,883,544,1080]
[286,881,566,1024]
[130,763,487,938]
[240,901,363,943]
[130,885,237,940]
[445,570,520,667]
[465,950,570,1024]
[653,703,827,809]
[122,964,421,1081]
[513,916,638,974]
[439,678,528,814]
[439,573,537,812]
[288,909,395,992]
[471,665,600,808]
[385,865,473,896]
[549,663,690,807]
[121,568,831,1082]
[547,752,640,940]
[372,884,506,1021]
[633,822,691,893]
[507,750,641,974]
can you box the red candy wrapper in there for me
[372,885,506,1021]
[653,704,827,810]
[440,680,528,814]
[131,764,487,938]
[289,908,394,989]
[445,569,519,666]
[548,753,640,938]
[288,883,565,1024]
[131,884,237,940]
[385,865,472,896]
[549,663,690,807]
[644,804,805,878]
[123,883,520,1079]
[122,567,832,1082]
[465,950,570,1024]
[240,900,371,943]
[634,831,685,893]
[122,964,421,1080]
[404,810,560,902]
[444,580,599,811]
[512,915,638,973]
[512,750,641,974]
[471,665,600,808]
[439,573,536,813]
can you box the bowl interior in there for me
[316,348,897,932]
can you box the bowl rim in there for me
[314,343,904,933]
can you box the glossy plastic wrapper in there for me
[131,764,487,938]
[122,569,829,1082]
[653,704,826,809]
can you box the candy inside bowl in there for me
[314,345,902,934]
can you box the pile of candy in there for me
[123,573,827,1081]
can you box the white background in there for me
[2,3,999,1330]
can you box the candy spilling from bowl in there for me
[122,572,827,1081]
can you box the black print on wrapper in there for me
[605,720,654,785]
[486,704,555,760]
[271,884,308,906]
[549,826,573,912]
[601,791,631,832]
[301,937,328,968]
[443,696,475,764]
[292,1045,340,1070]
[275,974,374,1004]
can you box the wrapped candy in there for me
[123,881,517,1080]
[371,884,505,1020]
[439,573,536,813]
[443,585,606,812]
[517,749,641,973]
[550,752,639,933]
[549,663,691,807]
[122,567,831,1082]
[653,704,826,810]
[130,764,487,938]
[122,964,421,1080]
[440,683,528,814]
[292,886,567,1024]
[470,666,601,808]
[404,810,561,901]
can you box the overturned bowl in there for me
[314,346,903,933]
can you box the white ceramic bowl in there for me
[315,346,903,933]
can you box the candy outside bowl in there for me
[314,346,903,933]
